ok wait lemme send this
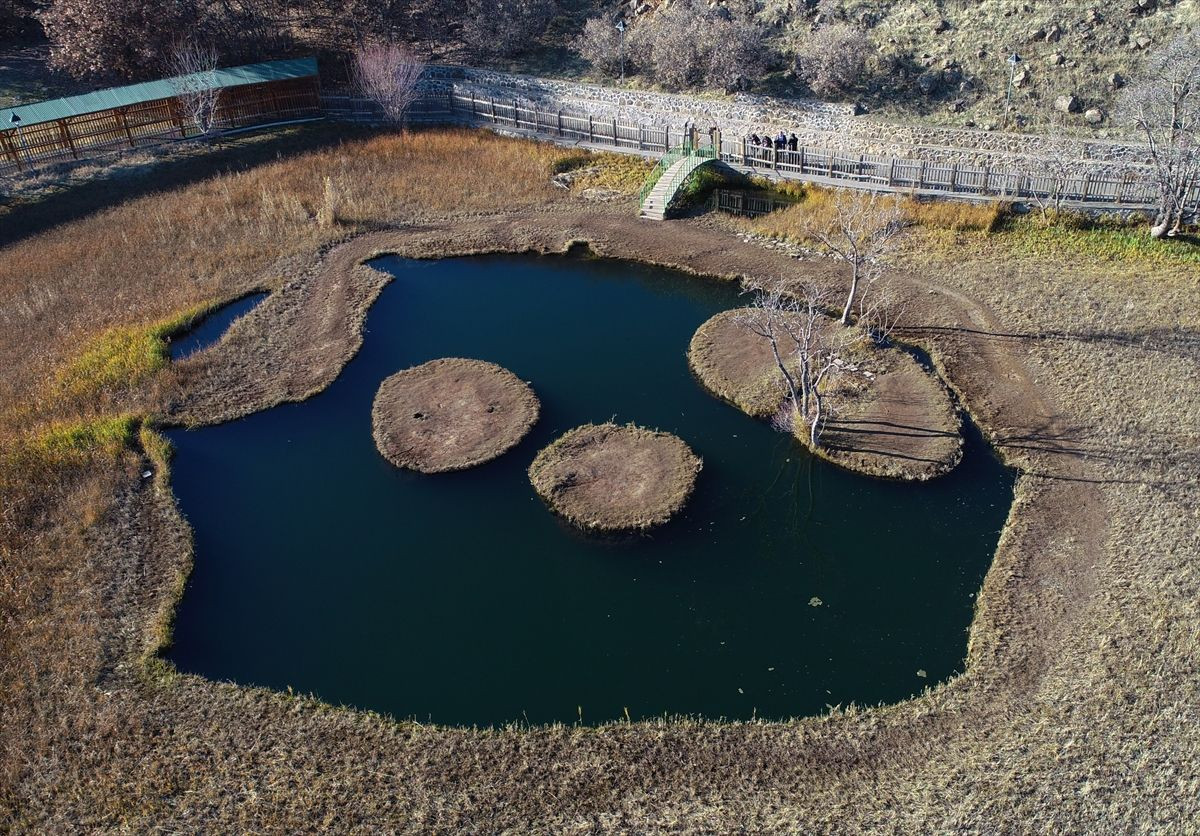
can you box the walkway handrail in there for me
[390,90,1192,213]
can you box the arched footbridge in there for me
[639,147,737,220]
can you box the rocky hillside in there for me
[606,0,1199,132]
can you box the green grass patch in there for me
[994,214,1200,266]
[558,152,656,195]
[53,302,216,401]
[30,414,138,463]
[671,166,746,211]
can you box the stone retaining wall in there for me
[422,65,1151,172]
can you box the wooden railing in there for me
[367,89,1195,213]
[721,141,1178,208]
[711,189,801,218]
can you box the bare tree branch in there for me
[802,189,907,325]
[353,40,425,126]
[168,42,222,140]
[737,277,850,447]
[1118,28,1200,238]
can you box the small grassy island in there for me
[371,358,539,473]
[688,308,962,480]
[528,422,702,531]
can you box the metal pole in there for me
[617,20,626,82]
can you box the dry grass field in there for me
[1,125,1198,830]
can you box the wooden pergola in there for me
[1,58,321,174]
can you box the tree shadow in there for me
[900,324,1200,361]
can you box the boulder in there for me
[932,17,951,33]
[1109,72,1125,89]
[1013,69,1030,88]
[1045,23,1064,42]
[1084,108,1104,124]
[1049,52,1066,66]
[1055,94,1082,114]
[916,72,941,96]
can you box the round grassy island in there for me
[372,358,539,473]
[688,309,963,480]
[528,422,702,532]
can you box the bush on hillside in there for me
[462,0,559,59]
[574,17,625,77]
[624,0,772,91]
[794,22,875,98]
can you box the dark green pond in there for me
[166,253,1014,726]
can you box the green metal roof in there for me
[1,57,317,132]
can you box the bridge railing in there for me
[639,146,718,209]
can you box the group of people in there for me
[748,131,799,153]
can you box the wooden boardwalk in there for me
[393,91,1195,216]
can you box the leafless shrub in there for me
[1117,28,1200,238]
[704,18,770,93]
[794,22,875,99]
[168,43,222,139]
[629,0,770,92]
[574,17,624,77]
[856,272,905,344]
[353,40,425,127]
[462,0,558,59]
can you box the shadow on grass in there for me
[0,121,382,249]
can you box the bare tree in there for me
[627,0,771,92]
[802,189,906,325]
[1118,29,1200,238]
[353,40,425,126]
[736,278,846,447]
[1018,121,1092,224]
[168,42,223,139]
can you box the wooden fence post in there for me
[887,158,895,185]
[57,119,78,159]
[917,160,926,189]
[0,130,22,171]
[949,163,958,192]
[489,96,496,122]
[117,108,135,147]
[557,110,563,135]
[612,117,618,147]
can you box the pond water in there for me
[166,253,1014,726]
[168,292,268,360]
